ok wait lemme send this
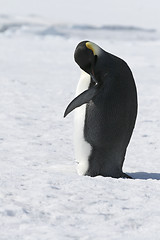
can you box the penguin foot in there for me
[85,170,132,179]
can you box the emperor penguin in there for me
[64,41,137,178]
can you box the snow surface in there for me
[0,1,160,239]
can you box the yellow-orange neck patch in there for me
[86,42,96,55]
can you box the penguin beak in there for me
[89,55,98,85]
[90,73,98,85]
[90,57,98,85]
[86,42,98,85]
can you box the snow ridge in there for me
[0,15,159,41]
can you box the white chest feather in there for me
[74,70,92,175]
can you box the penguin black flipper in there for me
[64,84,99,117]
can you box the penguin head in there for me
[64,41,103,118]
[74,41,102,80]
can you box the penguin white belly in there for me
[74,70,92,175]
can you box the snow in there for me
[0,1,160,239]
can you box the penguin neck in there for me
[93,69,108,85]
[93,51,112,84]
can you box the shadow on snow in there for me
[128,172,160,180]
